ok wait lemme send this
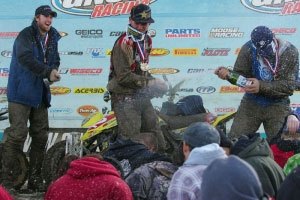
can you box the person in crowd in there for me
[231,133,285,197]
[283,153,300,175]
[270,111,300,168]
[215,25,299,141]
[167,122,227,200]
[201,156,272,200]
[104,132,172,177]
[1,5,61,192]
[277,166,300,200]
[44,155,133,200]
[125,132,178,200]
[107,3,167,152]
[0,186,13,200]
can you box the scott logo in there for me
[196,86,216,94]
[51,0,157,18]
[241,0,300,15]
[202,48,230,56]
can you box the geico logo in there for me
[74,88,105,94]
[110,31,124,36]
[75,29,103,35]
[150,48,170,56]
[50,87,71,95]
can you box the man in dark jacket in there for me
[215,26,299,140]
[231,133,285,197]
[2,5,61,192]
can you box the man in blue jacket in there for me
[2,5,61,192]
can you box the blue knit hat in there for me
[201,156,264,200]
[176,95,206,116]
[183,122,220,148]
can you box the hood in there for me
[184,143,227,166]
[233,134,272,159]
[67,157,120,179]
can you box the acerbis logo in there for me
[165,28,200,38]
[1,51,12,58]
[196,86,216,94]
[73,87,106,94]
[51,0,157,18]
[240,0,300,15]
[75,29,103,38]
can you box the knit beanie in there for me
[277,166,300,200]
[201,156,264,200]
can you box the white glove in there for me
[49,69,61,82]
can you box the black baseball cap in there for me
[35,5,57,17]
[130,4,154,23]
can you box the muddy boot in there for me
[27,150,46,192]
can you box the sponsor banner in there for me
[0,32,18,39]
[73,87,106,94]
[51,0,157,18]
[1,51,12,58]
[75,29,103,38]
[77,105,99,117]
[165,28,201,38]
[150,48,170,56]
[0,87,7,95]
[59,51,83,55]
[148,68,179,75]
[187,68,205,73]
[109,31,125,37]
[59,68,103,75]
[215,107,237,113]
[220,86,245,93]
[179,88,194,92]
[240,0,300,15]
[172,48,199,56]
[86,48,105,58]
[0,96,7,103]
[271,27,297,35]
[0,68,9,77]
[202,48,230,56]
[209,27,244,38]
[50,86,71,95]
[49,108,73,114]
[196,86,216,94]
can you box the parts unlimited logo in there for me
[240,0,300,15]
[51,0,157,18]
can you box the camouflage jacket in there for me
[234,38,299,99]
[125,161,177,200]
[107,33,153,95]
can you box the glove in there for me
[148,78,168,98]
[49,69,61,82]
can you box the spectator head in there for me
[201,156,265,200]
[182,122,220,159]
[35,5,57,17]
[130,4,154,24]
[277,166,300,200]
